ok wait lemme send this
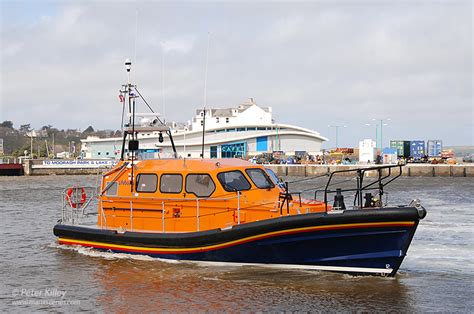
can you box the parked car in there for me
[462,154,473,163]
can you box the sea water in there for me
[0,175,473,312]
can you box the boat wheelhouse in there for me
[92,158,328,233]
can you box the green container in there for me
[390,140,410,158]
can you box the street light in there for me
[69,141,76,158]
[328,125,347,149]
[374,118,390,150]
[366,118,390,151]
[364,123,378,149]
[26,130,36,158]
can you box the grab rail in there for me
[61,187,252,232]
[323,164,403,211]
[61,186,98,225]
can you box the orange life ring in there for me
[66,187,87,208]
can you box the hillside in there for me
[0,121,121,157]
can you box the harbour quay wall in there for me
[21,159,474,177]
[23,159,116,176]
[266,164,474,177]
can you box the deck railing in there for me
[61,188,295,233]
[60,186,98,225]
[63,168,406,232]
[60,165,404,232]
[322,164,403,211]
[101,192,246,232]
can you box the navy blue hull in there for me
[100,224,414,275]
[54,207,425,276]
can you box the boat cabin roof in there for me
[104,158,278,198]
[126,158,258,173]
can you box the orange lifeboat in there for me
[53,59,426,277]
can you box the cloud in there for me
[161,37,196,54]
[0,1,472,146]
[54,5,84,34]
[264,15,305,43]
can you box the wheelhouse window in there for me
[136,174,157,193]
[245,168,274,189]
[160,174,183,193]
[265,168,285,189]
[105,181,118,196]
[217,171,251,192]
[186,174,216,197]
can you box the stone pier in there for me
[267,164,474,177]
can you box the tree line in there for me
[0,121,121,158]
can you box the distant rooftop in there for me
[195,98,271,117]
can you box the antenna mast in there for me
[119,57,178,165]
[124,58,138,191]
[201,32,210,158]
[133,10,138,84]
[161,43,166,122]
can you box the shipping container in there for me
[359,139,376,163]
[427,140,443,157]
[410,140,425,160]
[390,140,410,158]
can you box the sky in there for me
[0,0,472,148]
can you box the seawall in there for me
[23,159,116,176]
[266,164,474,177]
[20,159,474,177]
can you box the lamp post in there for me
[328,125,347,149]
[373,118,390,150]
[69,141,76,158]
[27,130,36,158]
[364,123,378,149]
[366,119,390,152]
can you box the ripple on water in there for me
[1,175,473,312]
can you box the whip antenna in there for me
[161,43,166,122]
[133,10,139,84]
[201,32,210,158]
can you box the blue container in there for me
[410,140,425,159]
[427,140,442,157]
